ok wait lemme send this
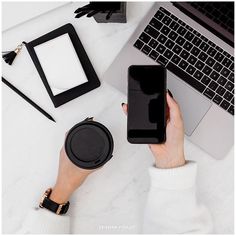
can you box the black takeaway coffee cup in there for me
[65,117,114,169]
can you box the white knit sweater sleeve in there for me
[142,161,213,234]
[17,207,70,234]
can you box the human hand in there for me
[50,145,94,204]
[122,91,185,169]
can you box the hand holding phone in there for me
[123,91,186,169]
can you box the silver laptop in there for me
[103,2,234,159]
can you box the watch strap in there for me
[41,197,70,215]
[39,188,70,215]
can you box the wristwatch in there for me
[39,188,70,215]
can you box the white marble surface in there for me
[2,2,234,234]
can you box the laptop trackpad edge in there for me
[167,72,212,136]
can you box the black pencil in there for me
[2,76,56,123]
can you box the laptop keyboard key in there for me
[154,10,164,20]
[162,15,172,26]
[183,41,193,51]
[149,50,159,60]
[141,45,152,55]
[214,52,224,62]
[186,65,196,75]
[176,36,185,46]
[161,26,171,35]
[203,88,215,100]
[210,71,220,81]
[216,46,223,53]
[148,39,158,49]
[225,81,234,91]
[199,42,209,51]
[200,35,208,42]
[198,52,208,62]
[134,39,144,49]
[167,62,205,93]
[165,39,175,49]
[169,21,179,30]
[156,44,166,54]
[173,45,182,54]
[195,60,204,70]
[217,76,227,86]
[145,25,159,39]
[169,31,178,40]
[191,46,200,56]
[157,34,167,44]
[170,14,178,21]
[229,63,234,71]
[223,51,230,57]
[213,94,223,105]
[139,32,151,43]
[192,36,202,46]
[187,55,197,65]
[178,19,186,27]
[186,25,193,32]
[160,7,171,16]
[180,50,190,60]
[213,62,223,72]
[228,73,234,82]
[184,31,194,41]
[179,60,188,70]
[201,76,211,85]
[172,55,181,64]
[216,86,226,96]
[222,57,232,68]
[177,26,187,35]
[207,47,217,57]
[220,100,230,110]
[202,65,212,75]
[156,55,168,67]
[193,70,204,80]
[149,18,163,30]
[228,105,234,115]
[206,57,215,67]
[224,91,233,101]
[220,68,230,77]
[164,49,173,59]
[209,81,218,90]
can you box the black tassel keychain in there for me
[2,42,25,65]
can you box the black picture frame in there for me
[25,23,100,108]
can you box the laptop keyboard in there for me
[133,7,234,115]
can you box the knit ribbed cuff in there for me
[149,161,197,190]
[20,207,70,234]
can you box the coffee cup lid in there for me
[65,120,113,169]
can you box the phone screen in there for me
[127,65,166,143]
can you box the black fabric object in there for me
[65,118,114,170]
[2,43,25,65]
[74,2,121,19]
[2,51,17,65]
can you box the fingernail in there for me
[121,103,125,106]
[167,89,173,98]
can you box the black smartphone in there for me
[127,65,166,144]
